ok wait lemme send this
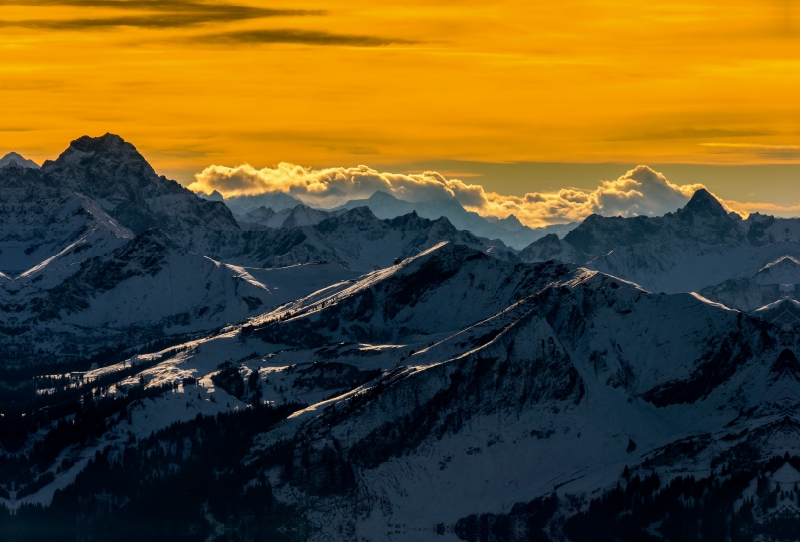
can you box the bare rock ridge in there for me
[1,133,240,234]
[0,152,39,169]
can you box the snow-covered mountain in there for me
[698,255,800,311]
[520,189,800,305]
[203,188,575,249]
[0,228,360,366]
[234,204,344,230]
[8,241,797,541]
[3,136,800,541]
[175,207,517,272]
[0,191,133,276]
[0,135,513,369]
[1,134,240,234]
[0,152,39,170]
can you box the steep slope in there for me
[0,229,360,366]
[250,242,572,346]
[699,256,800,311]
[35,134,239,233]
[238,268,783,540]
[4,241,799,541]
[0,190,133,276]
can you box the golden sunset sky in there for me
[2,0,800,224]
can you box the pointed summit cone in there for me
[683,188,727,217]
[0,152,40,169]
[39,133,240,233]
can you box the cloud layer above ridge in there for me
[189,163,708,227]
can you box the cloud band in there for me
[189,163,709,227]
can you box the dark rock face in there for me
[2,133,240,234]
[559,189,742,261]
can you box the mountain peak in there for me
[684,188,726,216]
[368,190,401,202]
[199,190,224,201]
[36,134,240,234]
[340,206,377,222]
[46,132,157,182]
[69,132,128,153]
[0,152,40,169]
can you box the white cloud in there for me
[189,163,708,227]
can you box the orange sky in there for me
[1,1,799,202]
[0,0,800,170]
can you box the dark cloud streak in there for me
[0,0,323,30]
[0,15,314,30]
[0,0,322,15]
[195,28,412,46]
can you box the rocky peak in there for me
[368,190,400,204]
[338,206,378,225]
[42,133,159,194]
[497,214,524,232]
[244,206,276,222]
[670,188,742,245]
[682,188,727,217]
[33,133,240,234]
[198,190,224,202]
[0,152,39,169]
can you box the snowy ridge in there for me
[0,152,39,169]
[175,207,516,272]
[520,189,800,318]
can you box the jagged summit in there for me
[69,132,130,153]
[0,151,39,169]
[523,184,747,271]
[0,133,241,234]
[43,133,162,190]
[682,187,727,217]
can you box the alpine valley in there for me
[1,135,800,542]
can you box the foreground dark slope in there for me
[233,265,787,540]
[5,242,799,542]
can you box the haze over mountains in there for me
[1,134,800,541]
[197,186,577,249]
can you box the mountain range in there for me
[1,134,800,542]
[199,187,577,249]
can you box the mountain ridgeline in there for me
[1,135,800,542]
